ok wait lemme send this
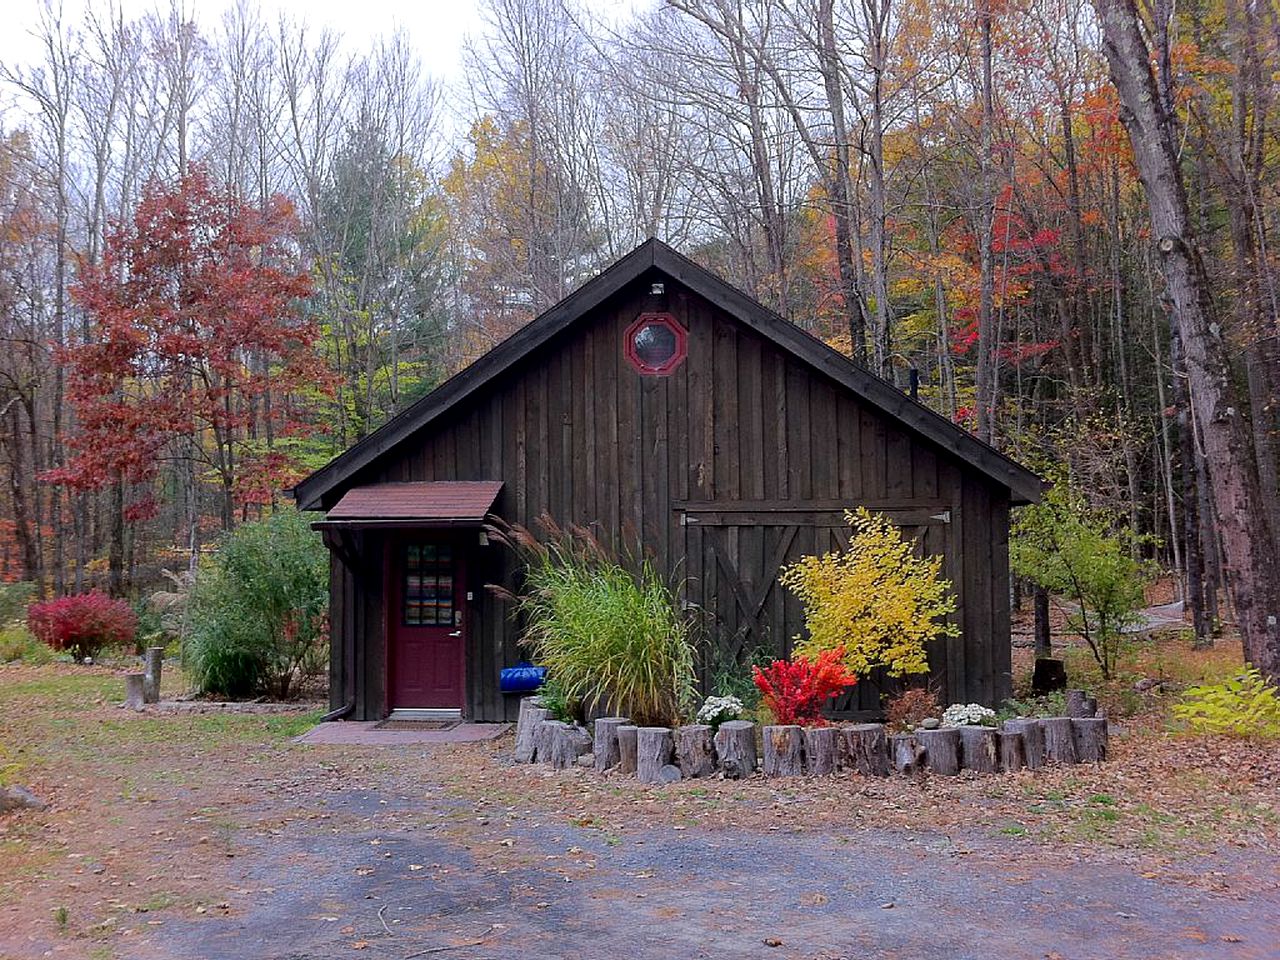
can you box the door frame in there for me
[383,531,469,716]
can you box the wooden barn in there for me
[293,239,1042,723]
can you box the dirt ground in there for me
[2,662,1278,960]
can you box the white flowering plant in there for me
[696,694,744,730]
[942,702,998,727]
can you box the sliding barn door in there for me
[680,503,956,720]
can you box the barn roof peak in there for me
[293,237,1042,509]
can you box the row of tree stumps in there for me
[512,697,1109,782]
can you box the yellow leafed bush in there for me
[1172,668,1280,738]
[779,508,958,679]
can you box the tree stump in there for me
[958,726,999,774]
[1041,717,1079,764]
[803,726,839,776]
[546,724,593,771]
[997,730,1026,772]
[124,673,146,711]
[840,723,890,777]
[916,727,961,775]
[1032,657,1067,694]
[1071,717,1108,763]
[1003,718,1045,770]
[514,697,550,763]
[675,724,716,778]
[617,725,638,775]
[891,733,924,775]
[762,725,805,776]
[1065,689,1096,718]
[534,719,566,764]
[713,721,757,779]
[636,727,675,784]
[593,717,631,771]
[143,646,164,704]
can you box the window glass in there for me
[632,322,678,369]
[403,543,454,626]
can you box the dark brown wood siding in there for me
[329,273,1013,720]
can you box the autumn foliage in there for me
[27,592,138,660]
[752,650,858,727]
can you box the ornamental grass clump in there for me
[492,518,696,727]
[751,650,857,726]
[780,508,957,680]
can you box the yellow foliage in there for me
[779,508,959,679]
[1172,668,1280,739]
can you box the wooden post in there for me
[1002,718,1045,770]
[636,727,675,784]
[547,724,593,770]
[916,727,961,775]
[1042,717,1079,764]
[593,717,630,771]
[958,726,998,774]
[142,647,164,704]
[675,724,716,778]
[713,721,756,779]
[533,719,567,764]
[762,725,805,776]
[891,733,923,775]
[840,723,890,777]
[1071,717,1108,762]
[617,724,638,775]
[803,726,839,776]
[124,673,146,711]
[514,697,550,763]
[997,730,1026,772]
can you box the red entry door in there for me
[389,540,466,710]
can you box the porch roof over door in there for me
[312,481,504,529]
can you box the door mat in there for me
[372,718,461,732]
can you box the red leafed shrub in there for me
[752,649,858,726]
[27,592,138,661]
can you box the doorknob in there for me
[448,630,462,637]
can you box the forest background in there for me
[0,0,1276,673]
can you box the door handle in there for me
[448,630,462,637]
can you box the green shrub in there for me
[0,623,52,664]
[493,518,697,727]
[185,510,328,700]
[0,582,36,624]
[1172,668,1280,738]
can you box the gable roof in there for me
[292,238,1043,509]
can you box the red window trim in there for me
[624,313,688,376]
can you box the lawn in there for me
[1,634,1277,959]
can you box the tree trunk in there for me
[593,717,630,772]
[533,720,567,765]
[839,723,890,777]
[1002,718,1045,770]
[143,647,164,704]
[958,726,998,774]
[1041,717,1078,764]
[761,725,805,777]
[1071,718,1109,763]
[713,720,757,779]
[124,673,146,711]
[803,726,839,776]
[674,725,715,779]
[891,733,924,775]
[514,697,549,763]
[546,724,592,771]
[1093,0,1280,682]
[1033,584,1052,658]
[617,724,638,775]
[635,727,674,784]
[997,730,1026,772]
[916,727,961,776]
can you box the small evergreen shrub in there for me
[27,592,138,660]
[1172,669,1280,738]
[185,510,328,700]
[752,650,857,726]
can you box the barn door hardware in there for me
[930,510,951,523]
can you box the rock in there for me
[920,717,941,730]
[657,764,682,784]
[576,753,595,769]
[0,785,46,813]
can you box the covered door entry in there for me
[389,540,466,711]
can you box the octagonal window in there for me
[624,313,687,375]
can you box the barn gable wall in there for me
[329,273,1012,720]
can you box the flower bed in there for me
[512,696,1110,781]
